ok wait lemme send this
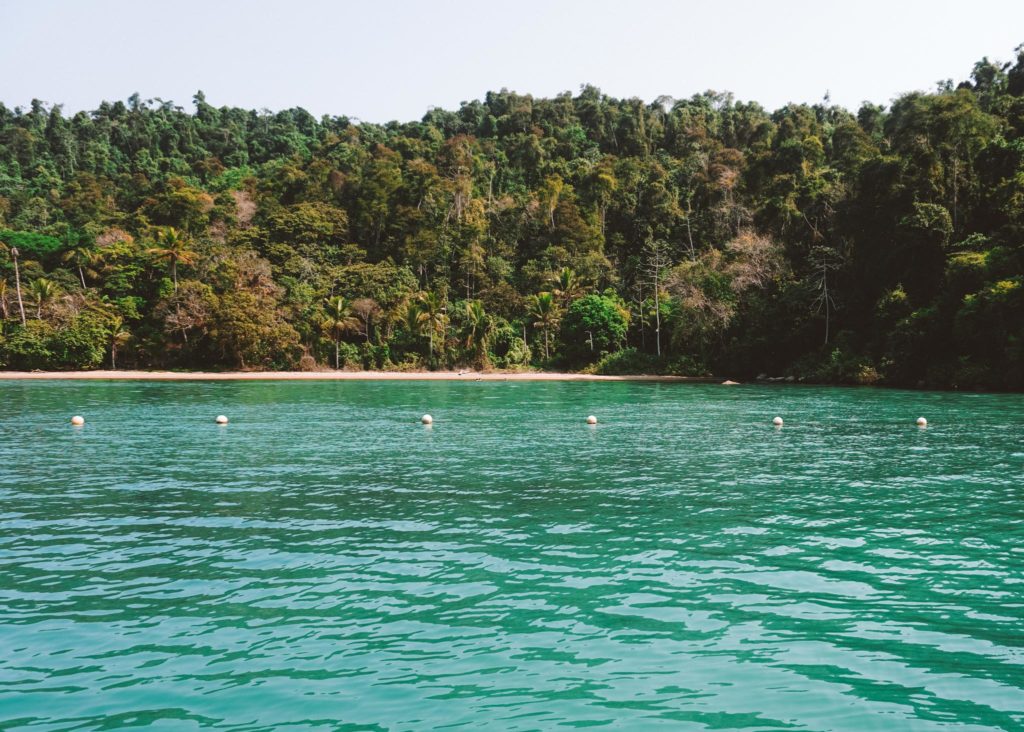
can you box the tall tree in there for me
[641,239,673,356]
[417,291,448,365]
[62,243,103,289]
[528,292,560,360]
[463,299,493,367]
[146,227,197,290]
[321,296,360,369]
[1,242,26,325]
[107,316,131,369]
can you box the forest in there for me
[1,47,1022,389]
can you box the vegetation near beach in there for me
[1,48,1023,388]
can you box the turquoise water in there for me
[1,380,1023,731]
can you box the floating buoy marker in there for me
[70,415,85,426]
[215,415,229,425]
[772,416,784,427]
[586,415,598,425]
[421,414,433,425]
[916,416,927,428]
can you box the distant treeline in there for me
[1,46,1023,388]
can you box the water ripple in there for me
[1,380,1023,730]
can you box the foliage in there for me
[0,49,1023,386]
[588,347,662,375]
[559,294,628,365]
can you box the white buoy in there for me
[421,414,433,425]
[586,415,598,425]
[215,415,229,425]
[916,416,927,427]
[772,416,784,427]
[70,415,85,426]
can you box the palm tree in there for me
[417,291,448,365]
[29,278,58,320]
[63,244,103,289]
[108,316,131,369]
[528,292,560,360]
[146,227,197,290]
[551,266,585,306]
[463,300,493,367]
[1,241,26,325]
[0,279,7,321]
[321,296,360,369]
[398,299,428,358]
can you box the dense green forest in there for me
[1,48,1023,388]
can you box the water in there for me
[1,380,1023,731]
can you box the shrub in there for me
[559,294,628,365]
[489,324,531,368]
[0,321,56,369]
[50,314,107,369]
[336,341,360,368]
[589,347,662,375]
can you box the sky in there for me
[2,0,1023,121]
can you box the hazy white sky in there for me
[2,0,1022,121]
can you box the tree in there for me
[551,267,585,306]
[0,54,1020,387]
[1,242,26,325]
[351,298,382,344]
[400,299,428,357]
[62,243,102,289]
[559,294,628,364]
[641,239,673,356]
[665,250,736,357]
[417,291,448,365]
[107,315,131,369]
[212,290,300,369]
[527,292,560,360]
[29,278,58,320]
[146,227,197,290]
[463,299,493,367]
[321,296,360,369]
[155,280,215,347]
[809,245,842,345]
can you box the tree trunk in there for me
[111,345,117,370]
[13,256,26,325]
[79,265,86,289]
[654,262,661,357]
[335,340,340,370]
[171,258,178,291]
[685,200,696,260]
[823,264,830,345]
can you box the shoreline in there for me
[0,370,719,382]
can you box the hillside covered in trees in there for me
[1,47,1023,388]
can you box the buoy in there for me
[586,415,598,425]
[916,417,927,427]
[772,416,784,427]
[70,415,85,426]
[215,415,229,425]
[421,414,433,425]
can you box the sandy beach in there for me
[0,370,718,382]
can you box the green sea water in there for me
[1,379,1023,731]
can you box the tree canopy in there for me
[2,47,1023,388]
